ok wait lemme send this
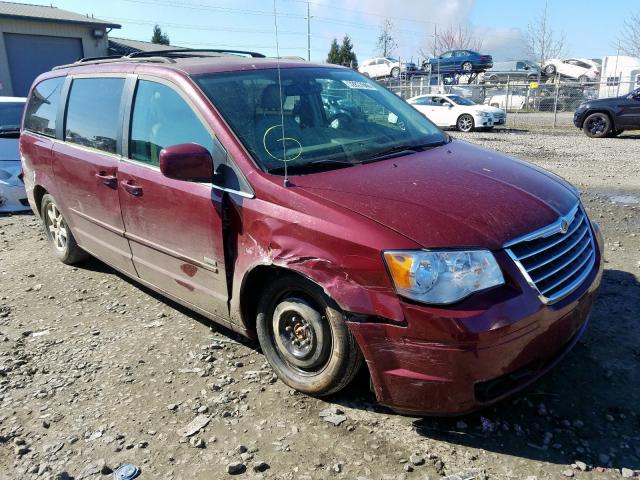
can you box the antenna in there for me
[272,0,289,187]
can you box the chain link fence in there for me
[377,75,640,130]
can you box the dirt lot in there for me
[1,129,639,480]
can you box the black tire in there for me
[461,61,473,72]
[40,194,88,264]
[256,274,363,397]
[583,112,611,138]
[457,114,475,132]
[544,64,556,75]
[390,67,400,78]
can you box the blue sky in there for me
[22,0,639,62]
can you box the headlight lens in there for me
[383,250,505,304]
[480,112,490,117]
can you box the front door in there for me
[617,90,640,128]
[52,76,136,275]
[117,77,228,318]
[428,96,451,126]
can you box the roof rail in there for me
[51,48,267,70]
[127,49,266,59]
[52,55,174,70]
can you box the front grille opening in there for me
[506,206,596,302]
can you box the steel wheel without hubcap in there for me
[273,298,330,371]
[457,114,475,132]
[256,275,363,397]
[45,202,68,252]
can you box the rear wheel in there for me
[461,61,473,73]
[390,67,400,78]
[256,275,363,396]
[544,64,556,75]
[457,114,475,132]
[583,112,611,138]
[40,194,88,264]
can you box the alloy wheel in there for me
[586,116,607,135]
[458,115,474,132]
[45,202,68,252]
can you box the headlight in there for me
[383,250,505,304]
[480,112,490,118]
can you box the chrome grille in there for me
[504,204,596,303]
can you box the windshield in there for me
[447,95,475,106]
[0,102,24,131]
[195,67,446,175]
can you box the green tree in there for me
[339,34,358,68]
[151,25,170,45]
[327,38,341,65]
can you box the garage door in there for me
[4,33,83,96]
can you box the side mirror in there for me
[159,143,213,182]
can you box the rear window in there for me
[65,77,124,154]
[0,102,24,132]
[24,76,64,137]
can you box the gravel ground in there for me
[1,130,639,480]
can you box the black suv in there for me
[574,87,640,137]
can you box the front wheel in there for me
[583,112,611,138]
[457,114,475,132]
[461,61,473,72]
[390,67,400,78]
[544,64,556,75]
[40,194,88,264]
[256,275,363,396]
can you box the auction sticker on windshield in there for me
[342,80,377,90]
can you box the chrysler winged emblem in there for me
[560,219,569,234]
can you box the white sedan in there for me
[0,97,29,213]
[407,94,506,132]
[542,58,600,82]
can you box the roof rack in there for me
[128,49,266,59]
[53,48,266,70]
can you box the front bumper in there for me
[573,110,587,128]
[0,161,30,213]
[347,232,603,416]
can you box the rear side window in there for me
[129,80,213,166]
[24,76,64,137]
[65,77,124,154]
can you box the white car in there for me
[359,57,417,79]
[542,58,600,82]
[408,94,506,132]
[484,92,531,110]
[0,97,29,213]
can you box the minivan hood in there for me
[292,140,578,250]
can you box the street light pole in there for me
[307,1,311,61]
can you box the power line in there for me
[104,16,307,36]
[123,0,305,18]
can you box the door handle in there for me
[95,171,117,188]
[121,180,143,197]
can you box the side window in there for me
[65,77,124,154]
[24,76,64,137]
[130,80,213,167]
[516,62,525,70]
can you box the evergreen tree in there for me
[339,34,358,68]
[327,38,341,64]
[151,25,170,45]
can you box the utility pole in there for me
[306,1,311,61]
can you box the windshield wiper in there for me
[364,140,447,164]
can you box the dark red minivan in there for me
[20,50,603,415]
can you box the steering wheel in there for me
[327,112,353,129]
